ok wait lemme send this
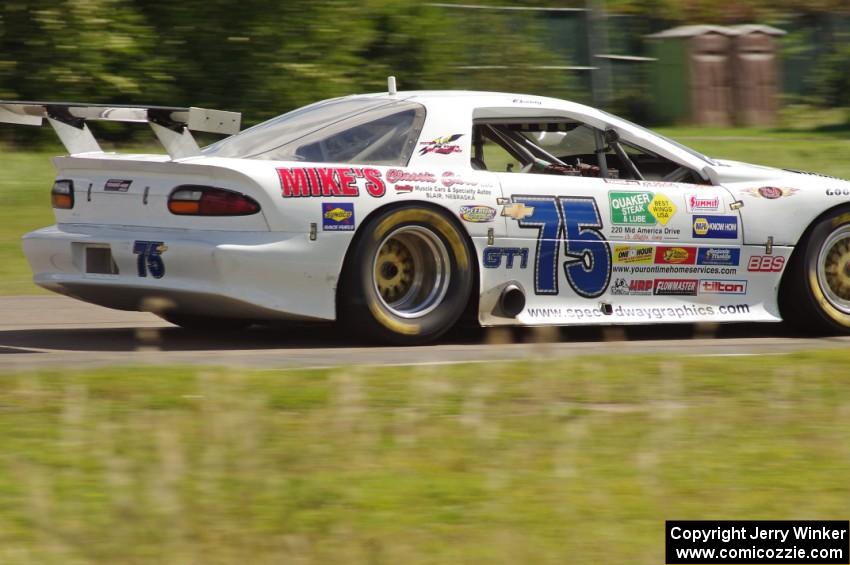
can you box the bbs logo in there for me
[747,255,785,272]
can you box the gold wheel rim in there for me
[825,242,850,300]
[817,226,850,313]
[371,225,451,319]
[375,239,415,303]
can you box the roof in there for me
[646,24,786,39]
[355,89,608,123]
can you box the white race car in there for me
[4,88,850,344]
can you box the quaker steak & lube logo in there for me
[609,191,676,226]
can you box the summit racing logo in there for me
[278,167,385,198]
[692,215,738,239]
[419,134,464,155]
[685,193,720,212]
[653,279,698,296]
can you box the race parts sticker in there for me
[322,202,355,231]
[693,215,738,239]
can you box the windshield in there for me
[204,97,427,166]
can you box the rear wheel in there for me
[780,208,850,333]
[340,205,474,344]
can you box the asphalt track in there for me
[1,295,849,371]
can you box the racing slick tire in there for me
[159,313,252,332]
[780,207,850,334]
[340,205,475,345]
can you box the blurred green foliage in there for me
[1,0,850,139]
[804,31,850,107]
[0,0,576,132]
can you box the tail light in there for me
[168,186,260,216]
[51,179,74,209]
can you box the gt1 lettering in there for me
[483,247,529,269]
[511,195,611,297]
[133,240,166,279]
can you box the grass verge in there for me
[1,352,849,563]
[0,146,61,295]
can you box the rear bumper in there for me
[22,224,348,321]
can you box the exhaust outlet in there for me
[498,284,526,318]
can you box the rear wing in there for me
[0,101,241,159]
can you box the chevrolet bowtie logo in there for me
[501,202,535,220]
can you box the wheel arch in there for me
[778,201,850,320]
[334,200,480,322]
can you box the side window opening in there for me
[204,100,426,167]
[294,107,423,165]
[471,120,708,184]
[472,125,522,172]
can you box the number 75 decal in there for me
[133,240,167,279]
[510,195,611,297]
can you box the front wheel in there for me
[781,208,850,333]
[340,206,474,345]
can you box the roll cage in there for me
[471,118,708,184]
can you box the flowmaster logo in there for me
[653,279,698,296]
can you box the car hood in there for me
[707,159,847,186]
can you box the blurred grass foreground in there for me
[1,352,850,563]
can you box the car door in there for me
[474,117,746,326]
